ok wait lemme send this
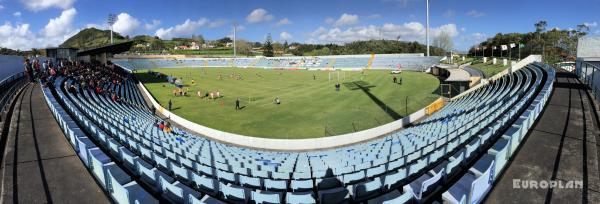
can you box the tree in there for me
[535,20,547,33]
[263,33,274,57]
[283,41,289,55]
[217,37,232,45]
[192,34,205,45]
[30,48,42,57]
[235,40,253,56]
[576,24,590,37]
[432,31,454,53]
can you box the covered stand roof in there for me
[77,41,133,56]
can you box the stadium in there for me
[0,0,598,204]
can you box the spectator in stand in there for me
[68,84,77,94]
[158,121,165,130]
[24,59,34,82]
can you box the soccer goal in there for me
[328,70,346,82]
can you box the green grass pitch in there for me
[135,67,440,139]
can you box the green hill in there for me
[60,28,127,49]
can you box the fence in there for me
[575,59,600,102]
[0,72,26,123]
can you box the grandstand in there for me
[15,48,600,203]
[112,54,442,71]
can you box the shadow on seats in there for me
[317,168,349,204]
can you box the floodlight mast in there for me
[108,13,116,44]
[233,23,237,58]
[426,0,430,57]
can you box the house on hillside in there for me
[189,42,200,50]
[174,45,190,50]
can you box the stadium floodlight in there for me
[233,22,237,58]
[426,0,430,57]
[108,13,117,44]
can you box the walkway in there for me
[0,84,110,203]
[485,70,600,203]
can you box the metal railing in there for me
[0,72,26,122]
[575,60,600,102]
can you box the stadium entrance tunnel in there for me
[343,80,403,120]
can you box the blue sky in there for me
[0,0,599,51]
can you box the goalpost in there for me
[328,70,346,82]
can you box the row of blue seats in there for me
[42,85,158,204]
[113,55,442,71]
[441,63,555,203]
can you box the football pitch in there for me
[135,67,440,139]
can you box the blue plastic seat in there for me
[76,136,96,167]
[290,179,313,192]
[342,170,365,185]
[442,155,495,204]
[217,169,237,184]
[251,190,282,204]
[487,138,510,179]
[318,187,350,204]
[88,148,111,189]
[219,182,248,203]
[189,194,226,204]
[285,191,316,204]
[351,177,382,201]
[239,174,262,188]
[263,178,287,191]
[402,168,443,200]
[106,164,158,204]
[383,168,406,190]
[366,165,386,178]
[367,190,412,204]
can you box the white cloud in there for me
[42,8,76,38]
[443,9,455,18]
[208,19,227,28]
[21,0,76,12]
[41,8,79,47]
[0,8,79,50]
[0,22,36,50]
[276,18,292,26]
[461,27,466,32]
[0,5,4,10]
[144,20,161,30]
[112,13,140,36]
[307,22,459,44]
[280,31,293,41]
[246,8,274,23]
[325,17,335,24]
[466,10,486,18]
[584,22,598,28]
[155,18,208,39]
[13,11,21,17]
[333,13,359,27]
